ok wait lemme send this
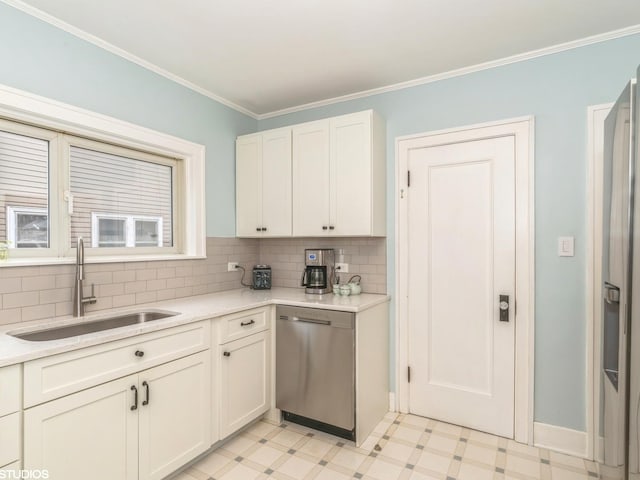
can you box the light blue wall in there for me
[0,2,256,236]
[259,34,640,431]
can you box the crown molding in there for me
[256,24,640,120]
[1,0,260,119]
[4,0,640,121]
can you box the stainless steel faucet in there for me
[73,237,97,317]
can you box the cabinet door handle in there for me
[131,385,138,411]
[329,225,335,230]
[135,350,144,357]
[240,319,255,327]
[223,351,231,357]
[142,380,150,406]
[261,227,267,231]
[322,226,328,230]
[256,227,261,232]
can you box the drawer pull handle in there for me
[131,385,138,411]
[142,381,150,406]
[223,351,231,357]
[240,319,256,327]
[135,350,145,357]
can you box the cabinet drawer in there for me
[0,412,20,467]
[218,307,269,344]
[24,321,210,407]
[0,364,21,417]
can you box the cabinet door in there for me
[138,352,211,480]
[330,112,372,235]
[236,134,262,237]
[292,120,330,236]
[261,128,292,236]
[24,375,138,480]
[219,331,270,438]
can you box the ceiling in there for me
[7,0,640,118]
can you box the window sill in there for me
[0,253,207,268]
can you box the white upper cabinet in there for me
[236,110,385,238]
[236,128,292,237]
[292,120,331,236]
[293,110,386,237]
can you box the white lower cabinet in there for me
[0,364,22,470]
[218,329,271,439]
[24,351,211,480]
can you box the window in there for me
[67,137,176,254]
[7,206,48,248]
[91,213,162,248]
[0,87,205,265]
[0,121,57,258]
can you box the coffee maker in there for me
[301,248,334,294]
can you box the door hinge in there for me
[408,366,411,383]
[407,170,411,187]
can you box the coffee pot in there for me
[301,248,334,294]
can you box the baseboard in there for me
[389,392,397,412]
[533,422,588,458]
[597,436,604,463]
[264,408,282,425]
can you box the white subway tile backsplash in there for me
[0,236,385,325]
[258,237,387,294]
[4,291,39,309]
[0,278,22,294]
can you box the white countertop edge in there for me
[0,287,390,367]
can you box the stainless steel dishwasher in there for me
[276,305,355,440]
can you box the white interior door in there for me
[407,135,516,438]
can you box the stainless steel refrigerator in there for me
[601,68,639,480]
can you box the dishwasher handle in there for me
[292,316,331,326]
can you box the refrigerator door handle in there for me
[604,282,621,304]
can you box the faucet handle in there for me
[82,284,98,305]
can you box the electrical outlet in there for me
[227,262,239,271]
[335,262,349,273]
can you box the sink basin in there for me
[9,310,179,342]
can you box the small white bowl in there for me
[339,284,351,296]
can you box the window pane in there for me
[70,146,173,249]
[135,220,159,247]
[97,218,126,247]
[16,212,48,248]
[0,130,49,248]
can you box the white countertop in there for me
[0,287,390,367]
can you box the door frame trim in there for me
[395,116,535,444]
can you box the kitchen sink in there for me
[9,310,179,342]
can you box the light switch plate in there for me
[558,237,575,257]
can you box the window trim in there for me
[0,83,206,267]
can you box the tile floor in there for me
[175,413,599,480]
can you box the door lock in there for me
[499,295,510,322]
